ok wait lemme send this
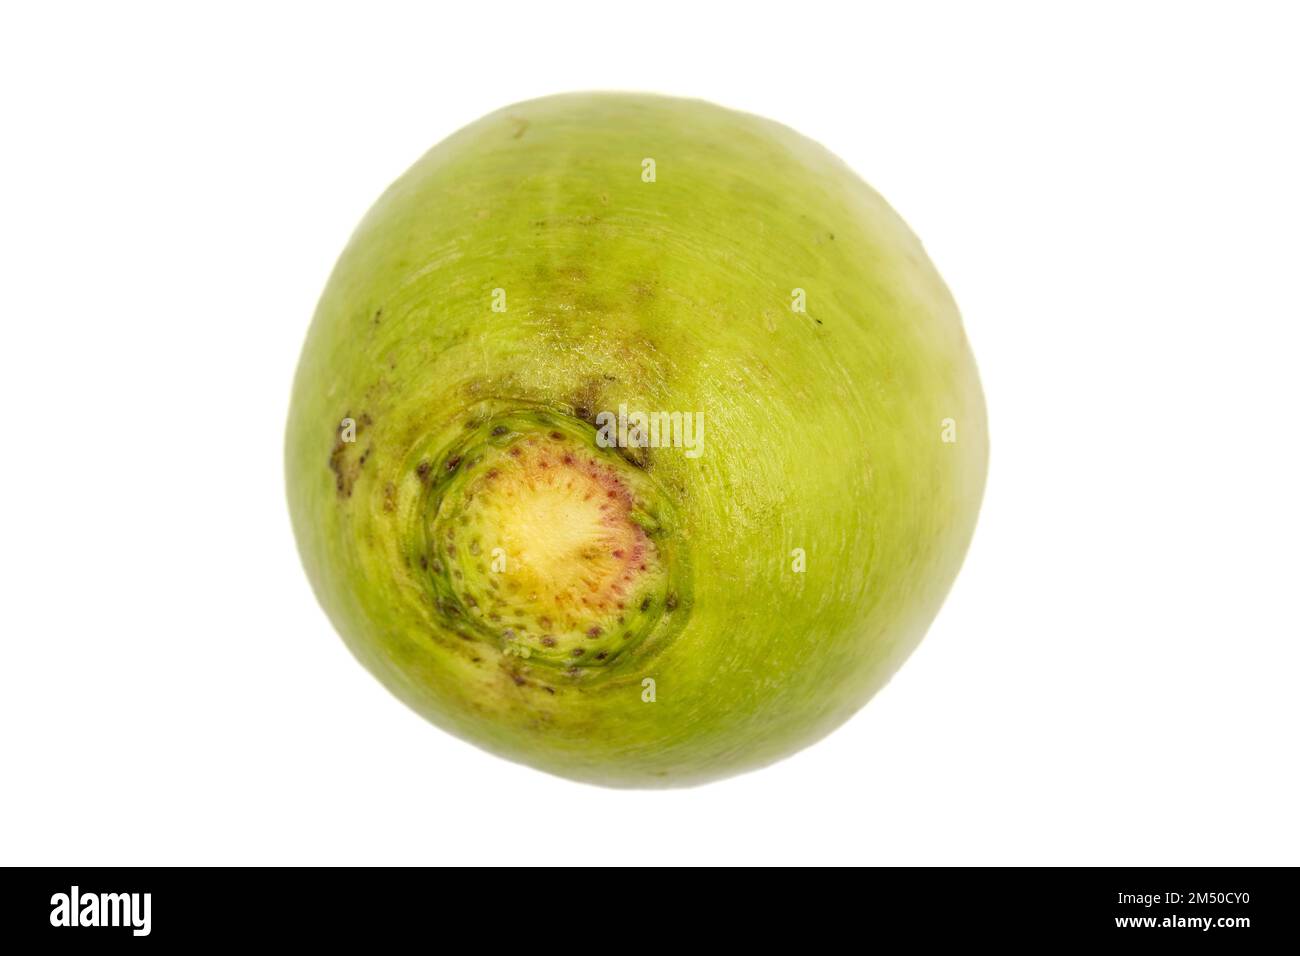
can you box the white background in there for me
[1,2,1296,866]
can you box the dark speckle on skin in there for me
[416,460,432,481]
[511,673,526,686]
[571,648,585,657]
[665,592,679,611]
[328,415,372,498]
[618,445,649,470]
[640,596,652,612]
[445,455,462,472]
[491,425,509,436]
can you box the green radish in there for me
[285,92,988,787]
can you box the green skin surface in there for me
[285,92,988,787]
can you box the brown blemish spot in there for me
[416,460,432,482]
[665,592,679,611]
[541,636,556,647]
[511,673,527,686]
[571,648,585,658]
[329,447,350,494]
[328,415,372,498]
[382,481,396,512]
[445,455,462,472]
[491,425,509,436]
[566,376,607,426]
[587,626,602,638]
